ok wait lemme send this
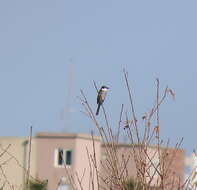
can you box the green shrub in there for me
[123,178,144,190]
[28,179,48,190]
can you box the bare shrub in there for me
[74,70,184,190]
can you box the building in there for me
[36,132,101,190]
[185,153,197,188]
[0,137,37,189]
[100,144,185,189]
[0,133,184,190]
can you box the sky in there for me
[0,0,197,155]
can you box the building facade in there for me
[0,137,37,189]
[0,133,184,190]
[100,144,185,189]
[36,133,101,190]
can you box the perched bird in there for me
[96,86,109,115]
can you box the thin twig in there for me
[116,104,124,143]
[91,131,100,190]
[123,69,140,144]
[26,126,32,187]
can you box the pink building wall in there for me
[100,144,185,189]
[35,133,101,190]
[0,134,184,190]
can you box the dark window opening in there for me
[58,149,63,165]
[66,150,72,165]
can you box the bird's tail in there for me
[96,104,101,115]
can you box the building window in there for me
[66,150,72,165]
[55,149,72,167]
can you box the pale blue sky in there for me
[0,0,197,154]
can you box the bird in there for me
[96,86,109,115]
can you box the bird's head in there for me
[101,86,109,91]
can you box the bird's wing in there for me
[97,89,102,104]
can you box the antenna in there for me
[62,58,75,132]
